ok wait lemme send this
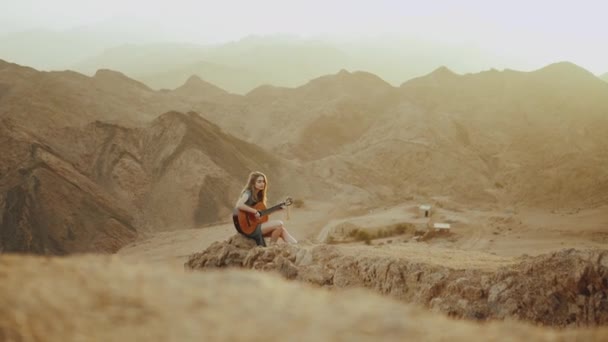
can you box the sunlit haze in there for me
[0,0,607,74]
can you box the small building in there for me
[419,204,432,218]
[432,223,451,232]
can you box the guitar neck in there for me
[259,203,284,217]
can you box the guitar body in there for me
[236,202,269,235]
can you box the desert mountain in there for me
[203,63,608,209]
[132,110,311,229]
[192,62,608,208]
[0,120,137,254]
[138,60,264,94]
[0,60,160,129]
[2,59,607,253]
[68,35,507,94]
[0,59,234,132]
[0,59,329,228]
[231,69,398,159]
[0,108,314,253]
[388,62,608,207]
[27,111,312,231]
[72,38,349,93]
[169,75,230,99]
[73,43,213,75]
[0,60,311,252]
[401,62,608,116]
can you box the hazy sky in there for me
[1,0,607,73]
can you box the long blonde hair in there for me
[241,171,268,205]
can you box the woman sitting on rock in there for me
[232,171,298,246]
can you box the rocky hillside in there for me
[393,62,608,208]
[10,110,310,232]
[0,120,137,254]
[0,106,319,253]
[208,63,608,208]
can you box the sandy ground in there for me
[118,199,608,271]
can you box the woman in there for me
[233,171,298,246]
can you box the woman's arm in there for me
[235,193,258,215]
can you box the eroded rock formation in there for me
[186,235,608,327]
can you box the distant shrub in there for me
[393,223,412,234]
[355,230,371,242]
[346,223,413,243]
[414,230,426,237]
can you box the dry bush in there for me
[393,223,414,234]
[346,223,414,243]
[352,229,371,243]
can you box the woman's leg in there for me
[261,220,284,243]
[261,220,297,244]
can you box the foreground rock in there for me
[2,254,607,341]
[186,235,608,327]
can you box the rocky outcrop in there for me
[186,236,608,327]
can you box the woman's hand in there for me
[254,211,261,219]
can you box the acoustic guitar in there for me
[234,197,293,235]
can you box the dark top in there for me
[243,190,261,207]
